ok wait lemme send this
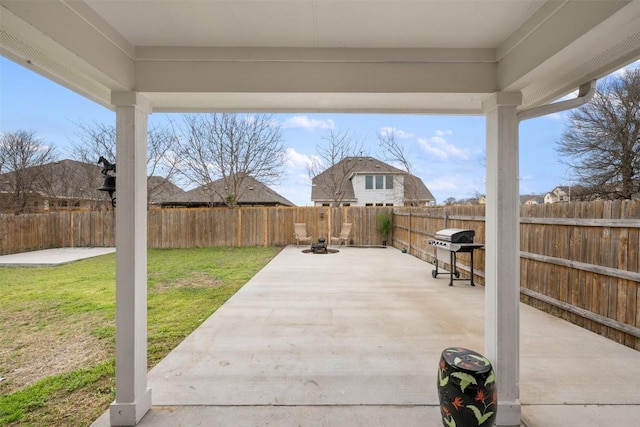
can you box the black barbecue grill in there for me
[429,228,484,286]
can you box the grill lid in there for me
[434,228,475,243]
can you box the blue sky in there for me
[1,56,636,206]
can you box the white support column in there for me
[109,92,152,426]
[483,92,522,427]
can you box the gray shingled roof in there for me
[180,174,295,206]
[147,176,186,204]
[0,160,187,205]
[0,159,104,200]
[311,156,434,203]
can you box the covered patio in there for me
[3,1,640,425]
[90,246,640,426]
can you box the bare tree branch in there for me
[308,129,366,206]
[0,130,57,213]
[557,69,640,199]
[176,113,286,207]
[377,129,422,206]
[69,120,181,206]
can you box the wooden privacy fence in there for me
[394,200,640,351]
[0,210,116,253]
[519,201,640,350]
[0,206,392,253]
[1,201,639,350]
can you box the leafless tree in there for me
[308,129,366,206]
[443,197,458,206]
[0,130,57,213]
[377,128,422,206]
[176,113,286,207]
[70,121,117,165]
[557,68,640,199]
[69,121,181,206]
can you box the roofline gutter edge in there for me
[517,80,596,122]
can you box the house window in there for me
[365,203,373,206]
[375,175,384,189]
[375,203,383,206]
[366,175,395,190]
[385,203,393,206]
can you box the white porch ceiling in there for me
[1,0,640,114]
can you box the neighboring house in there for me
[456,195,486,205]
[520,194,543,205]
[176,174,295,207]
[311,156,435,207]
[544,186,571,204]
[0,159,107,213]
[544,185,596,203]
[147,176,186,208]
[0,159,195,213]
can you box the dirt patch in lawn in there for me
[0,311,111,394]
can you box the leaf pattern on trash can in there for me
[467,405,495,425]
[439,368,449,386]
[484,370,495,387]
[451,371,477,392]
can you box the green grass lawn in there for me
[0,246,280,427]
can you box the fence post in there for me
[69,211,74,248]
[237,207,242,247]
[263,207,268,247]
[408,210,412,252]
[327,207,333,243]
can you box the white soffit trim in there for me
[500,0,640,108]
[0,3,134,108]
[144,92,490,115]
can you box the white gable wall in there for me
[352,174,404,206]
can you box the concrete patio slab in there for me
[91,246,640,426]
[0,247,115,266]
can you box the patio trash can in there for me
[437,347,497,427]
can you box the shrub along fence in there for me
[1,201,638,350]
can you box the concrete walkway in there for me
[91,246,640,426]
[0,247,115,266]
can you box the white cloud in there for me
[425,173,486,202]
[281,115,335,130]
[435,130,453,137]
[272,166,313,206]
[418,130,469,161]
[379,126,414,139]
[284,147,313,169]
[426,176,460,191]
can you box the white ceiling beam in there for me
[134,58,496,95]
[135,46,496,63]
[143,92,490,115]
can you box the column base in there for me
[109,388,152,426]
[496,399,522,426]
